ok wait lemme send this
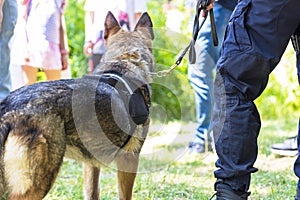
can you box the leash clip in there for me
[157,63,178,77]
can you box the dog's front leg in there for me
[115,153,139,200]
[83,163,100,200]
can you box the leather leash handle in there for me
[209,9,218,46]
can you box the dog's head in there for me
[100,11,155,73]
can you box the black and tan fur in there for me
[0,12,155,200]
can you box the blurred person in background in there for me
[10,0,71,89]
[0,0,18,99]
[83,0,128,72]
[126,0,147,31]
[187,0,237,153]
[14,0,69,85]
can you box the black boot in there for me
[213,182,250,200]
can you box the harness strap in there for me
[83,71,150,126]
[101,73,134,94]
[83,72,148,149]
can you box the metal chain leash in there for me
[150,0,217,78]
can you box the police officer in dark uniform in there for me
[211,0,300,199]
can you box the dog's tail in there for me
[0,119,11,196]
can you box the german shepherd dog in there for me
[0,12,154,200]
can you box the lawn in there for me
[44,119,299,200]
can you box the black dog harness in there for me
[83,72,151,126]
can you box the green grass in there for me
[42,119,299,200]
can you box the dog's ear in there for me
[134,12,154,40]
[104,11,121,40]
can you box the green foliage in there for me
[65,0,89,78]
[255,45,299,121]
[147,0,196,122]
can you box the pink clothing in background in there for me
[19,0,66,70]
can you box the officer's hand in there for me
[206,0,214,10]
[201,0,214,17]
